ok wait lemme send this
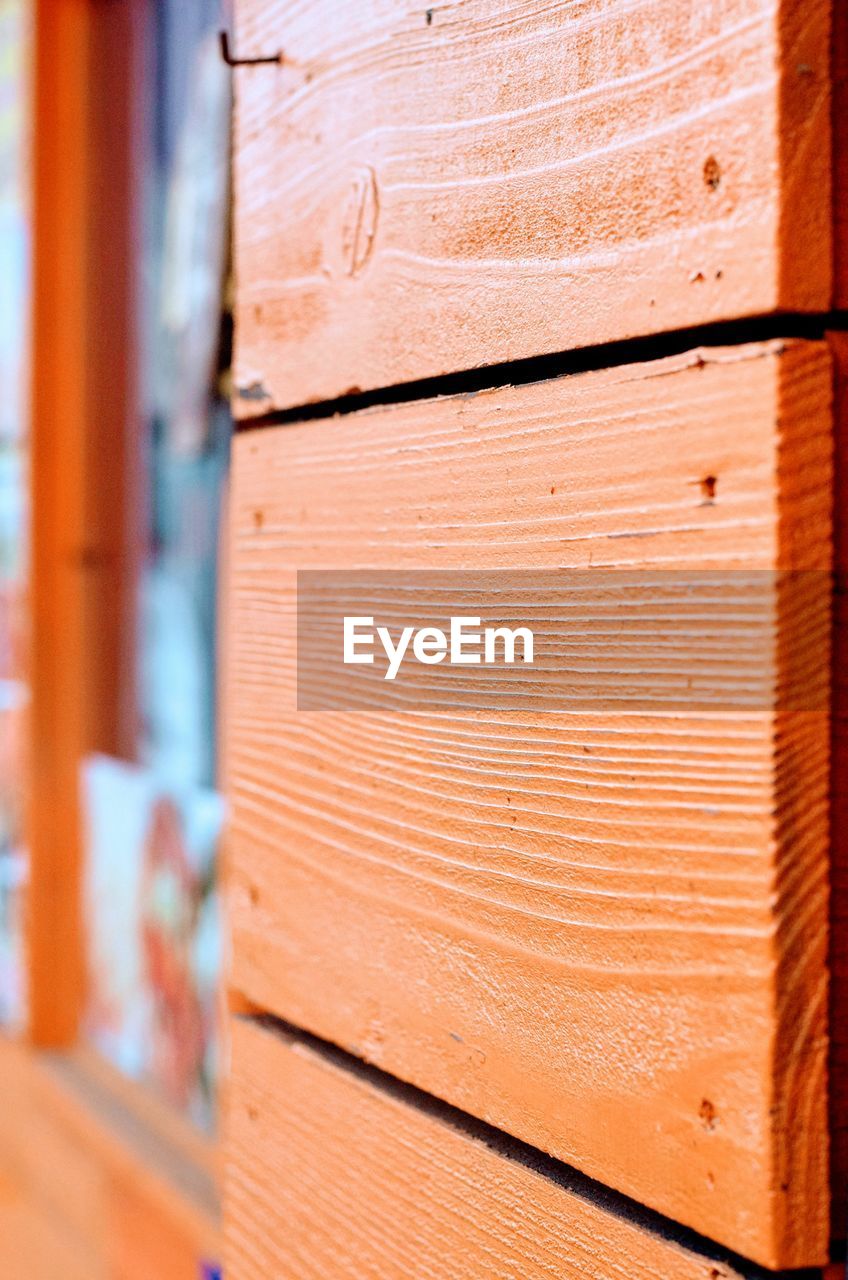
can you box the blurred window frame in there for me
[5,0,224,1266]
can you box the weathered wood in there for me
[227,341,832,1267]
[829,331,848,1239]
[226,1015,757,1280]
[231,0,831,414]
[834,5,848,310]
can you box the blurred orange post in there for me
[27,0,92,1046]
[28,0,141,1046]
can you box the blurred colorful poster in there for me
[82,754,223,1131]
[0,0,31,1029]
[0,0,31,448]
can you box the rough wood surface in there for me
[834,4,848,310]
[226,1016,758,1280]
[231,0,831,414]
[227,342,832,1268]
[829,332,848,1238]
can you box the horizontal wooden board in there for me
[227,341,832,1267]
[231,0,831,414]
[226,1015,761,1280]
[829,332,848,1237]
[835,9,848,310]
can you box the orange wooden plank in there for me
[829,331,848,1239]
[0,1036,219,1280]
[0,1198,98,1280]
[231,0,831,415]
[226,341,832,1268]
[107,1169,212,1280]
[226,1015,761,1280]
[834,3,848,309]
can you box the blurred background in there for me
[0,0,232,1273]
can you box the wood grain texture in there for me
[231,0,831,415]
[226,1016,760,1280]
[834,3,848,310]
[227,342,832,1268]
[829,331,848,1239]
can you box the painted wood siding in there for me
[231,0,831,414]
[226,1015,760,1280]
[226,340,832,1268]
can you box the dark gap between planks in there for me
[237,1011,827,1280]
[235,310,848,430]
